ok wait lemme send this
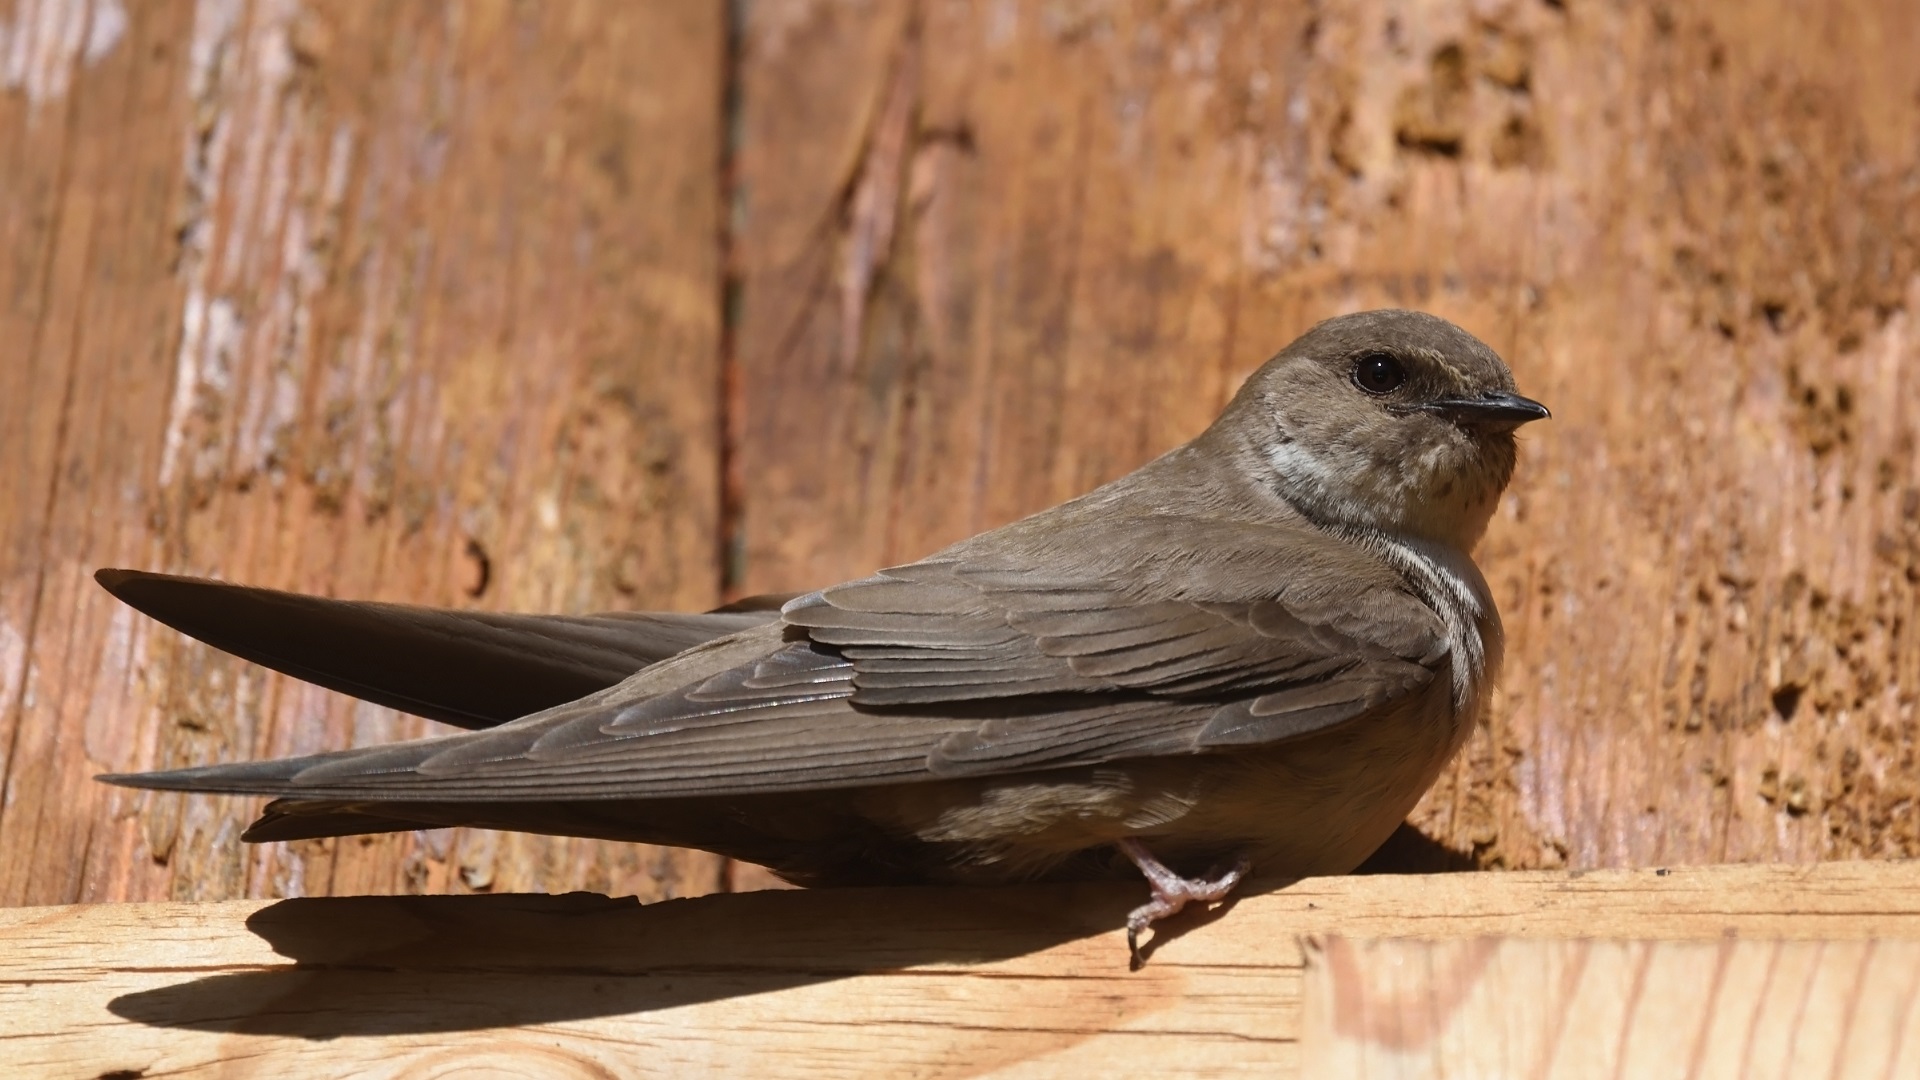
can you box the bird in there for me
[98,308,1548,967]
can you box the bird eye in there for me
[1352,353,1406,395]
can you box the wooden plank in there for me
[0,1,727,905]
[1304,937,1920,1079]
[730,0,1920,876]
[3,862,1916,1078]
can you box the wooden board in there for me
[0,0,726,905]
[4,862,1917,1078]
[729,0,1920,876]
[1305,936,1920,1080]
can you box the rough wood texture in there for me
[0,0,726,905]
[731,0,1920,875]
[7,0,1920,907]
[4,863,1917,1078]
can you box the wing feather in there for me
[100,515,1458,804]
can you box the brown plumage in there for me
[98,309,1547,962]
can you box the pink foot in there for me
[1117,838,1252,969]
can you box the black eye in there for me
[1352,353,1406,395]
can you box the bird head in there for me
[1211,309,1549,551]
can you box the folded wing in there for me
[100,517,1452,802]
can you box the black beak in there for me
[1421,392,1551,426]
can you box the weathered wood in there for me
[9,0,1920,909]
[731,0,1920,873]
[0,0,726,905]
[4,863,1917,1078]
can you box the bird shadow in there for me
[1127,892,1245,969]
[108,824,1473,1041]
[1353,822,1479,874]
[107,881,1150,1040]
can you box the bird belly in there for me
[846,679,1469,886]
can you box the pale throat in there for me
[1259,437,1501,554]
[1259,430,1502,708]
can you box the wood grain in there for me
[730,0,1920,873]
[8,0,1920,907]
[0,0,726,905]
[1305,935,1920,1080]
[5,862,1917,1078]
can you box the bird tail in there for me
[95,722,469,799]
[93,568,780,730]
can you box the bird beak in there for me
[1421,392,1551,426]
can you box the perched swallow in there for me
[101,309,1548,966]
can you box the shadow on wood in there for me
[11,863,1920,1076]
[106,882,1158,1038]
[1352,822,1478,875]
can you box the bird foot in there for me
[1116,838,1251,970]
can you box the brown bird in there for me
[99,309,1548,966]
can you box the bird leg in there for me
[1116,838,1252,969]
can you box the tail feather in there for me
[232,796,870,884]
[98,748,381,796]
[97,726,466,796]
[94,568,779,730]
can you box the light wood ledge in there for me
[5,861,1918,1078]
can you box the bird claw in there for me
[1117,838,1251,970]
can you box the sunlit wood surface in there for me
[5,863,1917,1078]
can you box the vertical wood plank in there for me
[732,0,1920,872]
[0,0,727,904]
[8,0,1920,908]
